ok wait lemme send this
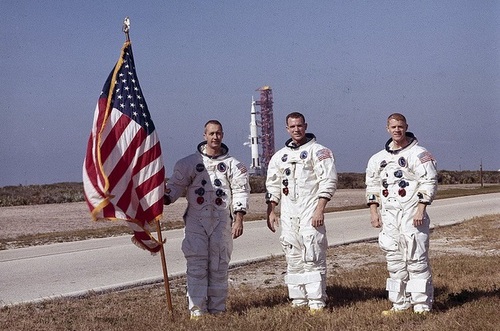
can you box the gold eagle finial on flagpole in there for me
[122,17,131,41]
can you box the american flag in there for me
[316,148,333,161]
[83,41,165,253]
[236,162,248,174]
[418,151,435,164]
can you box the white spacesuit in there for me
[365,132,437,313]
[266,133,337,309]
[165,142,249,315]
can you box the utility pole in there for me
[480,159,484,188]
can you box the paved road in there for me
[1,193,499,306]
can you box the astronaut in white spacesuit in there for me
[365,113,438,315]
[266,112,337,313]
[164,120,250,319]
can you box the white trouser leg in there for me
[281,214,328,308]
[182,231,209,313]
[405,231,433,311]
[207,220,232,313]
[379,218,411,310]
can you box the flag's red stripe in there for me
[140,199,163,221]
[136,166,165,201]
[133,141,162,176]
[100,114,131,165]
[84,135,106,199]
[102,200,116,218]
[107,128,146,193]
[136,167,165,221]
[115,179,134,218]
[96,97,109,133]
[132,141,163,201]
[83,135,98,182]
[133,231,151,240]
[114,165,165,221]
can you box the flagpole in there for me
[156,220,174,317]
[121,16,174,318]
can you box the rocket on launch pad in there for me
[249,96,262,176]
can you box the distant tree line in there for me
[251,170,500,192]
[0,171,498,207]
[438,170,500,185]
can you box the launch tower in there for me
[256,86,275,174]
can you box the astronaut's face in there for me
[204,123,224,152]
[286,116,308,145]
[387,119,408,146]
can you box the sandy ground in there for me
[0,184,491,239]
[0,189,367,239]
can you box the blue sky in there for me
[1,1,498,186]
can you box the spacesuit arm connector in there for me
[366,194,380,206]
[265,192,280,205]
[416,192,432,205]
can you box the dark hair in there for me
[204,119,223,131]
[285,112,305,124]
